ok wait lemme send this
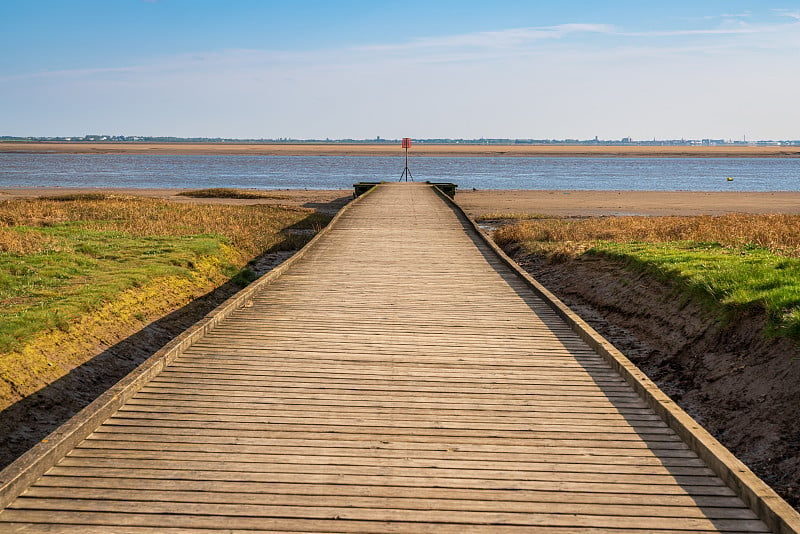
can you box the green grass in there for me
[0,222,232,352]
[589,241,800,338]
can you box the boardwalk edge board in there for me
[434,184,800,534]
[0,186,378,511]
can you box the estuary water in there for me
[0,153,798,191]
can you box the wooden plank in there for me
[90,427,694,450]
[76,440,707,466]
[157,363,630,383]
[15,488,763,520]
[31,476,747,507]
[0,506,771,532]
[40,466,742,496]
[0,515,770,534]
[123,395,657,416]
[106,412,673,434]
[85,431,697,455]
[63,449,715,477]
[155,366,630,386]
[143,376,644,397]
[116,403,667,424]
[53,457,726,487]
[97,418,683,441]
[130,387,650,408]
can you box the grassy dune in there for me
[494,214,800,338]
[0,195,329,405]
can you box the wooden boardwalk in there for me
[0,183,782,532]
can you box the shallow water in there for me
[0,153,798,191]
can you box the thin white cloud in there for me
[352,15,800,59]
[701,11,751,19]
[358,23,615,52]
[774,9,800,20]
[0,48,328,83]
[621,26,760,37]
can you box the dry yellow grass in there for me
[0,228,61,255]
[0,195,326,256]
[494,214,800,259]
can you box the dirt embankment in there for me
[506,248,800,510]
[0,249,298,470]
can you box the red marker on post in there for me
[400,138,413,181]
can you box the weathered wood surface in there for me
[0,183,773,532]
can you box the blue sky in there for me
[2,1,799,139]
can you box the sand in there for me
[456,189,800,217]
[3,187,799,218]
[2,142,800,158]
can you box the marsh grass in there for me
[474,212,551,222]
[494,214,800,257]
[177,188,289,199]
[38,193,133,202]
[494,214,800,338]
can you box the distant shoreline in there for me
[2,142,799,158]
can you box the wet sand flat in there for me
[456,189,800,217]
[2,142,800,158]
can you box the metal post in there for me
[400,138,413,181]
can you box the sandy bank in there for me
[456,189,800,217]
[2,142,799,158]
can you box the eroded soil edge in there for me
[508,249,800,510]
